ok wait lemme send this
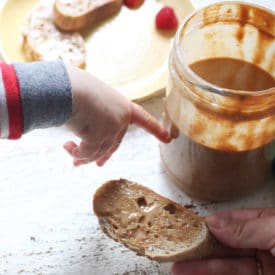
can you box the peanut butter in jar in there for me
[160,2,275,201]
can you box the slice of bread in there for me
[54,0,123,31]
[21,0,86,68]
[93,179,243,262]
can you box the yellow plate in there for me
[0,0,194,101]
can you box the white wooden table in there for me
[0,0,274,274]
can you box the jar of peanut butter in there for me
[160,2,275,201]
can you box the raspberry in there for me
[155,6,178,30]
[124,0,144,8]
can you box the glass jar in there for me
[160,2,275,201]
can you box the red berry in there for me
[124,0,144,8]
[155,6,178,30]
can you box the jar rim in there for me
[174,1,275,97]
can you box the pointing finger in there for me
[130,103,171,143]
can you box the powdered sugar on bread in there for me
[54,0,100,15]
[21,0,86,68]
[54,0,123,31]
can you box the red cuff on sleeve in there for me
[0,62,23,139]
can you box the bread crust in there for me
[93,179,248,262]
[54,0,123,31]
[21,0,86,68]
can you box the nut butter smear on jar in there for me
[160,2,275,201]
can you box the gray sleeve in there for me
[12,61,72,133]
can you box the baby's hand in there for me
[63,65,171,166]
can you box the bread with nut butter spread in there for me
[21,0,86,68]
[53,0,123,31]
[93,179,244,262]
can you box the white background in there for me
[0,0,274,274]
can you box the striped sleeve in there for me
[0,61,72,139]
[0,62,23,139]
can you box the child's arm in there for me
[64,65,170,166]
[0,61,170,166]
[0,61,72,139]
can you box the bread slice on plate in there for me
[93,179,244,262]
[21,0,86,68]
[54,0,123,31]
